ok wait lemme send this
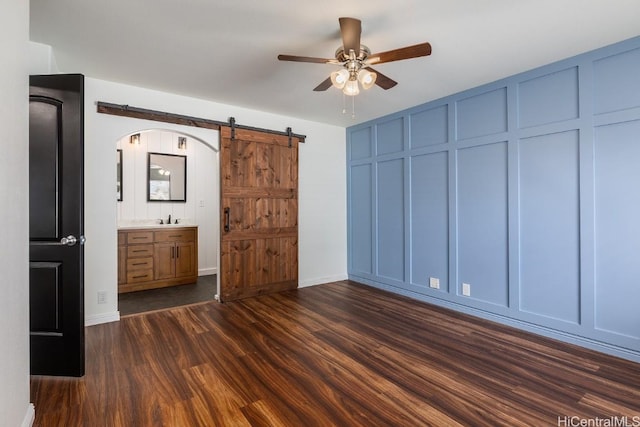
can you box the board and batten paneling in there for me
[349,164,373,276]
[518,131,580,324]
[409,151,448,291]
[456,141,509,307]
[376,158,405,282]
[116,130,218,276]
[594,120,640,340]
[347,35,640,362]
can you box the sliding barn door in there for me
[220,127,299,301]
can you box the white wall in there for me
[1,1,34,426]
[116,130,218,275]
[28,41,58,75]
[83,77,347,325]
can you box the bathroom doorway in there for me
[115,129,219,315]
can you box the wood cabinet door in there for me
[219,127,300,301]
[175,241,196,278]
[154,242,176,280]
[117,246,126,285]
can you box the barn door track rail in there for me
[96,102,306,142]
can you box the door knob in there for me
[60,235,78,246]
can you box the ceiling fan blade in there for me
[339,17,361,56]
[277,54,335,64]
[313,77,333,91]
[365,67,398,90]
[368,42,432,65]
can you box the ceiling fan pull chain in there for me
[342,92,347,115]
[352,95,356,119]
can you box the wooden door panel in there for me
[154,242,175,279]
[223,199,297,237]
[226,197,255,232]
[280,199,297,227]
[255,143,275,187]
[255,142,297,189]
[29,262,63,333]
[220,127,300,301]
[255,237,298,285]
[221,240,256,298]
[227,140,256,188]
[283,237,298,282]
[29,98,62,239]
[175,242,196,278]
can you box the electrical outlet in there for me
[462,283,471,297]
[97,291,107,304]
[429,277,440,289]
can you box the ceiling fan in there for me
[277,17,432,96]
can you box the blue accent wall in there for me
[347,36,640,362]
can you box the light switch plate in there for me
[97,291,107,304]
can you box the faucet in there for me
[167,214,171,225]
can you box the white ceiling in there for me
[30,0,640,127]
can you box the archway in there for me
[115,129,219,314]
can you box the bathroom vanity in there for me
[117,225,198,293]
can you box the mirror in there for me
[147,152,187,202]
[116,149,122,201]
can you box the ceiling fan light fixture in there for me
[358,69,377,90]
[343,79,360,96]
[331,69,349,89]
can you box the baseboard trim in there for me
[299,274,348,288]
[198,267,217,276]
[85,311,120,326]
[22,403,35,427]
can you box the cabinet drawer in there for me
[127,231,154,244]
[127,257,153,270]
[154,228,196,242]
[126,269,154,283]
[127,244,154,258]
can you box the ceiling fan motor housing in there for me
[335,45,370,80]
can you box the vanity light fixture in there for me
[129,133,140,145]
[178,136,187,150]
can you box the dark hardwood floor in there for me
[118,274,216,316]
[31,281,640,426]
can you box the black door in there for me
[29,74,85,377]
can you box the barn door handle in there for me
[224,207,230,232]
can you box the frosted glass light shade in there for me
[330,69,349,89]
[358,69,377,90]
[343,79,360,96]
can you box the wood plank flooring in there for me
[31,281,640,426]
